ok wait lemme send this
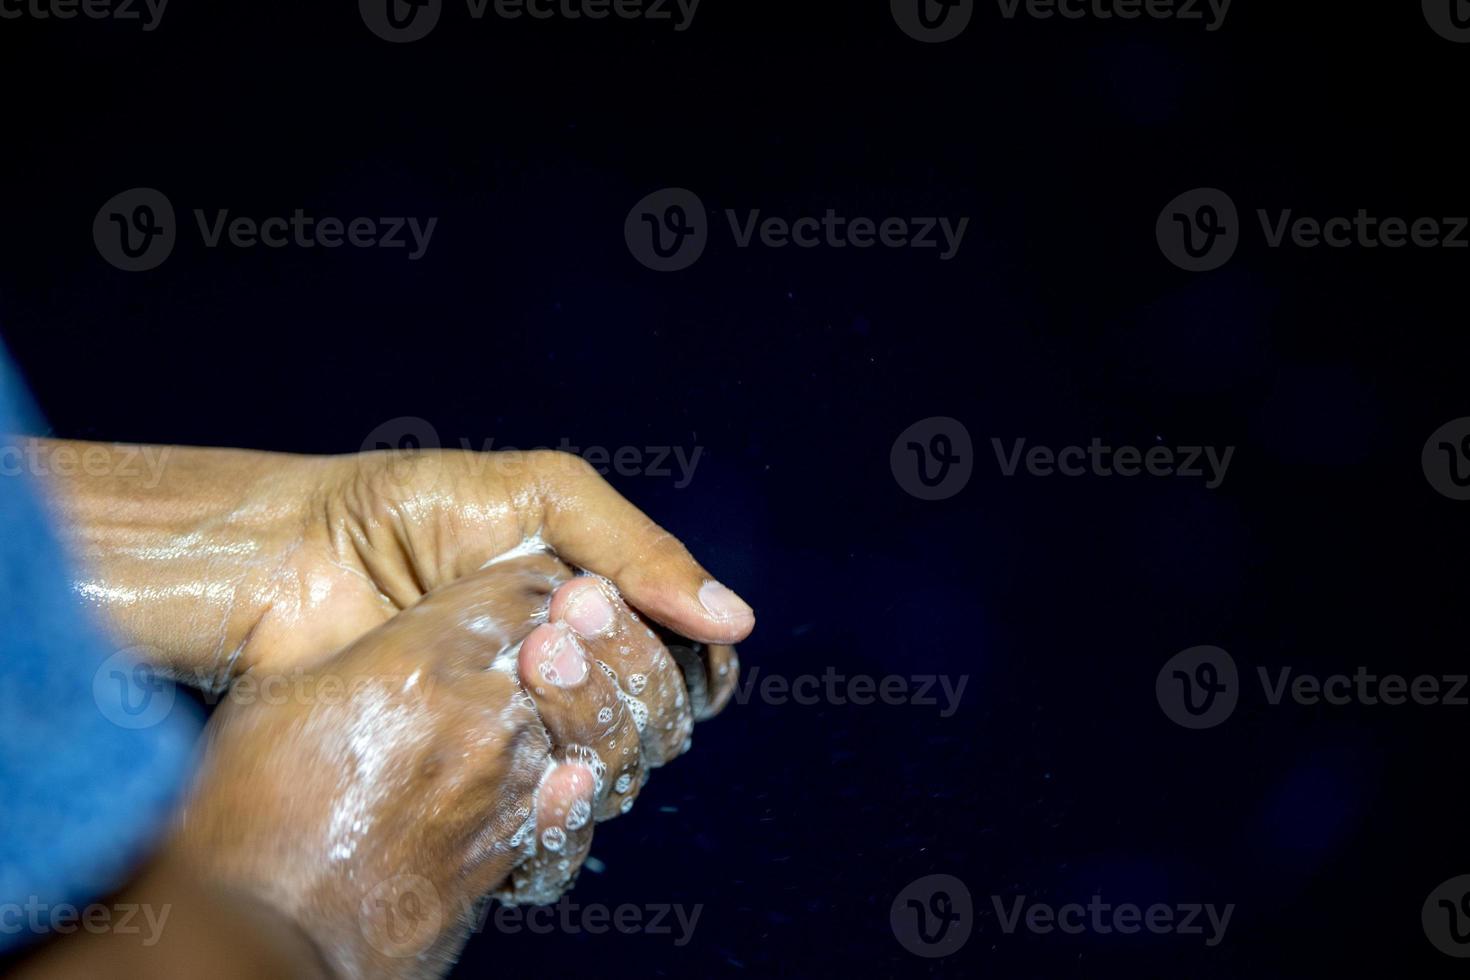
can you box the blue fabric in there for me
[0,345,200,952]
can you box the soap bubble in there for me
[567,798,592,831]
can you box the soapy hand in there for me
[38,441,754,689]
[30,439,752,976]
[170,552,698,979]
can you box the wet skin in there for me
[20,440,755,978]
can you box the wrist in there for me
[30,439,327,684]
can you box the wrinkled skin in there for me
[41,444,753,687]
[174,556,590,978]
[175,552,731,978]
[22,440,755,978]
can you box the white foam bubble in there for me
[479,532,551,567]
[623,696,649,732]
[566,798,592,831]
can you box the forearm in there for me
[23,438,323,686]
[9,850,333,980]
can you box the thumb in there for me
[500,451,755,645]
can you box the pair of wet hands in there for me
[22,441,752,978]
[172,550,740,978]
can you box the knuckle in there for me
[529,449,599,484]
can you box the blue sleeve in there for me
[0,343,201,952]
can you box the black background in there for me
[2,1,1468,976]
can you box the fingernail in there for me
[698,581,753,622]
[564,584,614,637]
[539,628,588,688]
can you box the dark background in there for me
[2,1,1468,975]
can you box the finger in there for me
[396,552,574,676]
[643,616,741,723]
[497,761,597,906]
[698,644,742,721]
[507,451,756,646]
[517,622,645,821]
[549,576,693,768]
[454,673,556,900]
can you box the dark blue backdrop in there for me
[2,2,1467,975]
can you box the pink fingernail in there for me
[565,584,614,637]
[539,628,588,688]
[698,581,753,622]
